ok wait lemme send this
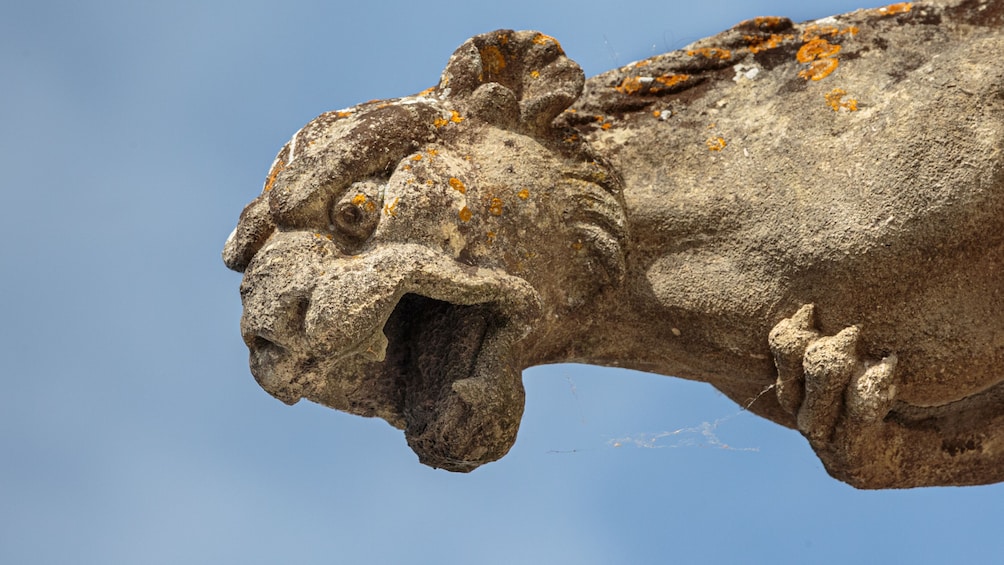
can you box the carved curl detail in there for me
[438,30,585,134]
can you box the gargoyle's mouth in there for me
[384,293,498,397]
[381,293,524,472]
[238,234,541,472]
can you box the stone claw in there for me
[768,303,820,415]
[769,304,897,447]
[800,325,864,443]
[846,354,898,423]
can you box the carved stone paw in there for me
[769,304,898,453]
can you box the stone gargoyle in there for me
[224,0,1004,488]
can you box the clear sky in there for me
[3,1,1003,563]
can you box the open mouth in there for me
[384,293,499,406]
[239,234,543,472]
[381,293,520,471]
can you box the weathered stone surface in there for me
[224,1,1004,488]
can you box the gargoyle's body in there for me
[225,1,1004,488]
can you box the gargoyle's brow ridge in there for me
[267,102,442,229]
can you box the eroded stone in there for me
[225,4,1004,488]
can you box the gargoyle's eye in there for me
[332,202,370,235]
[329,180,383,248]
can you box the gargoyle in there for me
[224,1,1004,488]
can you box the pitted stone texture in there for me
[225,5,1004,487]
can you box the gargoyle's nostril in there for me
[246,334,282,353]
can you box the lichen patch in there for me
[825,88,859,111]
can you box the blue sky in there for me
[3,1,1003,563]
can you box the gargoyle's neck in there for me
[523,177,784,399]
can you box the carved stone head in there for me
[223,31,628,471]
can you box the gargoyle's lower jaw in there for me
[239,235,542,469]
[383,294,527,472]
[245,289,537,472]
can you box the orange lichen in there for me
[351,193,368,205]
[489,197,504,216]
[616,76,644,94]
[449,177,467,194]
[480,45,507,75]
[613,73,689,95]
[411,154,423,161]
[653,110,661,118]
[263,160,286,192]
[458,206,473,222]
[383,197,399,217]
[592,115,614,129]
[426,149,438,157]
[655,74,690,88]
[875,2,912,15]
[450,110,464,123]
[799,57,840,81]
[706,137,727,151]
[797,38,841,63]
[419,86,436,96]
[796,33,845,82]
[433,117,449,128]
[425,179,435,186]
[336,110,353,118]
[825,88,859,111]
[517,188,530,200]
[687,47,731,60]
[486,231,496,243]
[563,133,579,143]
[802,24,858,42]
[746,33,794,54]
[532,33,561,50]
[530,70,540,79]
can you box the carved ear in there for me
[559,159,629,291]
[438,30,584,134]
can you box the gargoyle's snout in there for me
[235,229,545,470]
[236,234,323,405]
[245,335,308,405]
